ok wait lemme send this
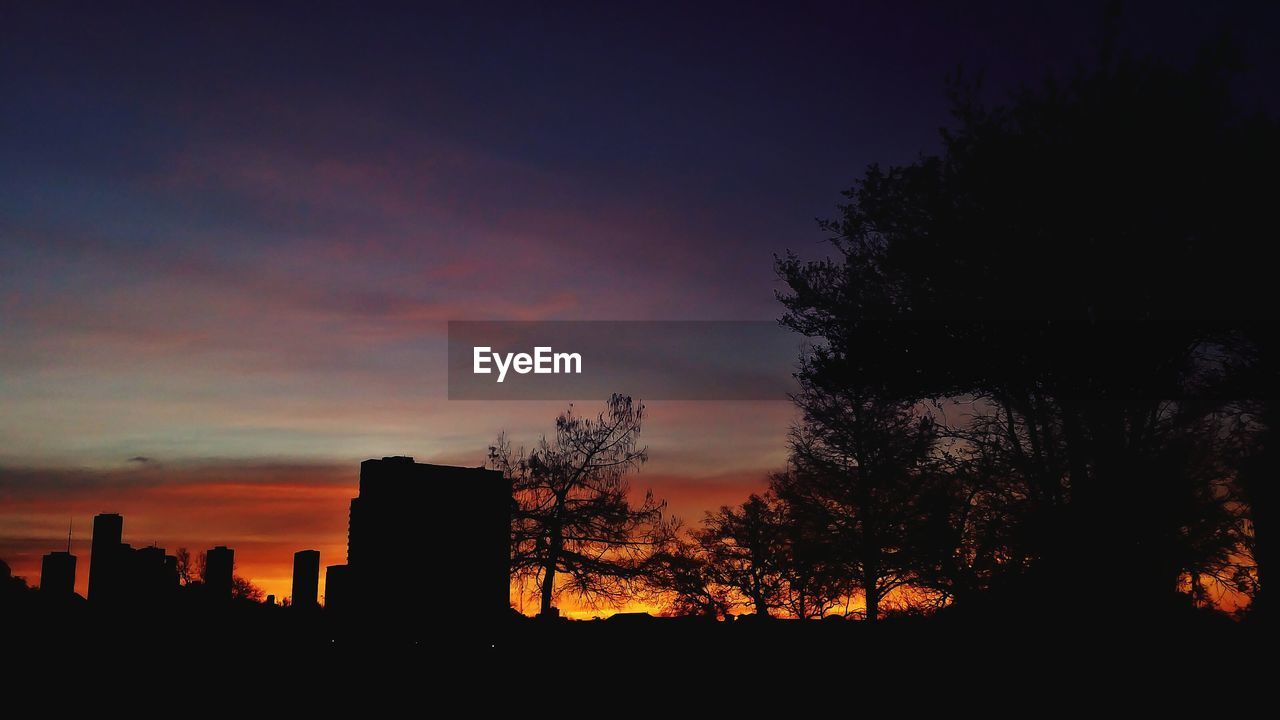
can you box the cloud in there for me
[0,460,354,501]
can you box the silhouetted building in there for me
[40,551,76,596]
[205,546,234,601]
[85,513,180,606]
[88,513,124,603]
[163,553,178,587]
[324,564,348,611]
[342,457,509,634]
[292,549,320,608]
[130,545,178,601]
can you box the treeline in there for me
[497,46,1275,623]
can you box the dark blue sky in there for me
[7,3,1275,317]
[2,0,1277,459]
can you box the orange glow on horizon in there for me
[3,460,1251,618]
[0,460,770,608]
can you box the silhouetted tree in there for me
[643,530,731,618]
[1165,412,1257,610]
[895,397,1073,608]
[1216,321,1280,616]
[649,488,847,619]
[231,575,264,603]
[905,440,1031,608]
[193,550,207,585]
[767,471,851,618]
[775,388,939,621]
[490,394,667,618]
[777,46,1273,615]
[175,547,194,586]
[696,493,788,617]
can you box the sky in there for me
[2,1,1277,608]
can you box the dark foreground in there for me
[8,600,1268,684]
[5,610,1269,716]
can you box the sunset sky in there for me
[2,2,1276,607]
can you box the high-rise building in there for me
[204,546,234,600]
[291,549,320,608]
[86,514,180,605]
[40,551,76,596]
[324,564,349,611]
[88,513,124,603]
[162,553,178,588]
[342,457,509,633]
[131,545,178,601]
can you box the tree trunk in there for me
[865,570,880,623]
[754,595,770,617]
[539,523,563,618]
[539,560,557,617]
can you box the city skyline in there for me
[3,437,784,612]
[22,457,517,624]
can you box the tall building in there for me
[85,513,180,605]
[205,546,234,600]
[342,457,510,632]
[131,545,178,601]
[324,564,349,611]
[40,551,77,596]
[88,513,124,603]
[162,553,178,588]
[291,549,320,608]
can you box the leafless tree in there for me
[490,394,668,617]
[231,575,264,602]
[642,526,732,618]
[175,547,194,586]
